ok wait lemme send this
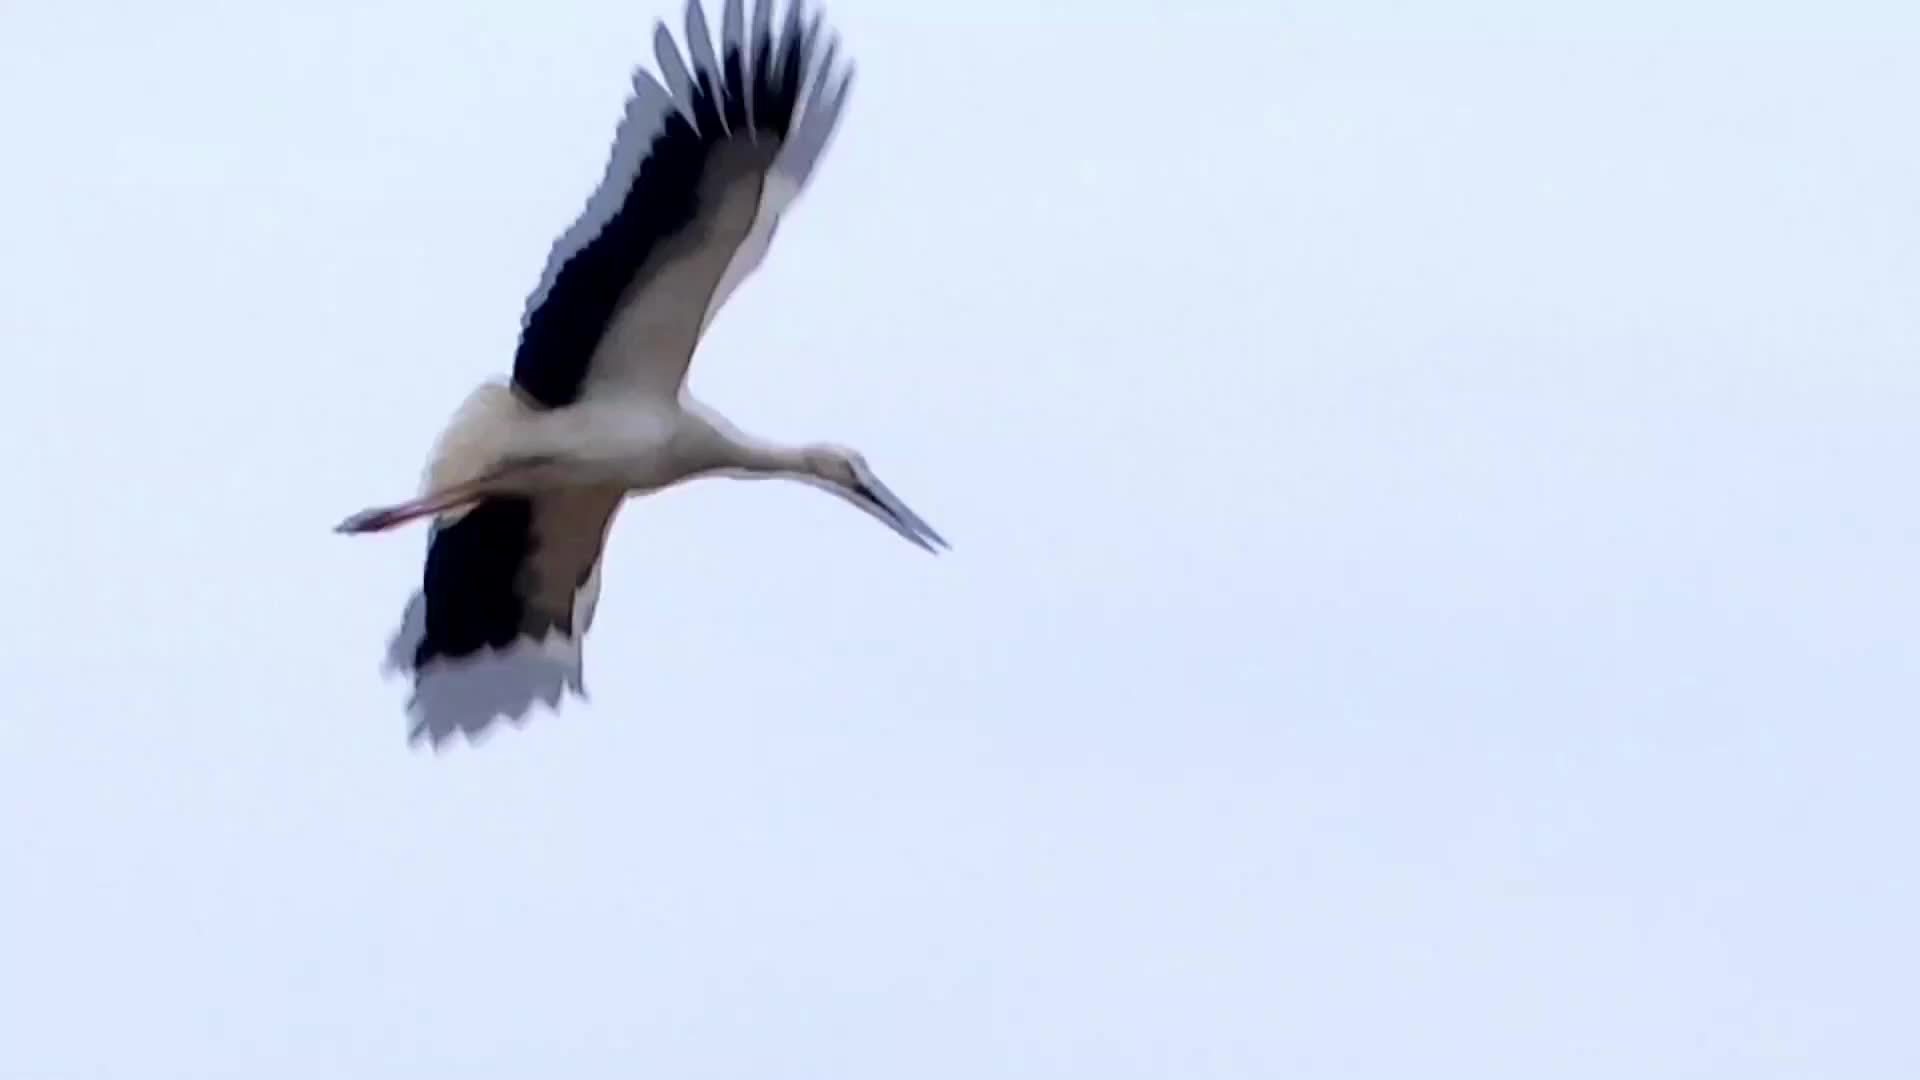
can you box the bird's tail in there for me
[420,380,536,499]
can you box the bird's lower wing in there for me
[386,486,625,746]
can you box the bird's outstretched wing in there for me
[513,0,853,409]
[385,487,624,746]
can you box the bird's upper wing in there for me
[387,485,626,745]
[511,0,853,409]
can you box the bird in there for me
[336,0,945,745]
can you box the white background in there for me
[2,1,1916,1076]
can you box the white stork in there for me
[337,0,944,743]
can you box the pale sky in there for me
[3,1,1917,1076]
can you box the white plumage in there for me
[341,0,944,745]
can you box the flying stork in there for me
[337,0,945,743]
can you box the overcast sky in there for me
[3,1,1917,1076]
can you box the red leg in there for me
[335,485,484,534]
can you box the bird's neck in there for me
[724,438,808,476]
[680,399,811,479]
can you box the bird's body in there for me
[340,0,943,744]
[430,384,710,493]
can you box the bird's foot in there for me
[336,503,427,534]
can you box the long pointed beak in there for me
[853,475,948,553]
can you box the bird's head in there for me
[799,444,948,554]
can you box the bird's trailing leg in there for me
[334,483,487,534]
[334,459,557,535]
